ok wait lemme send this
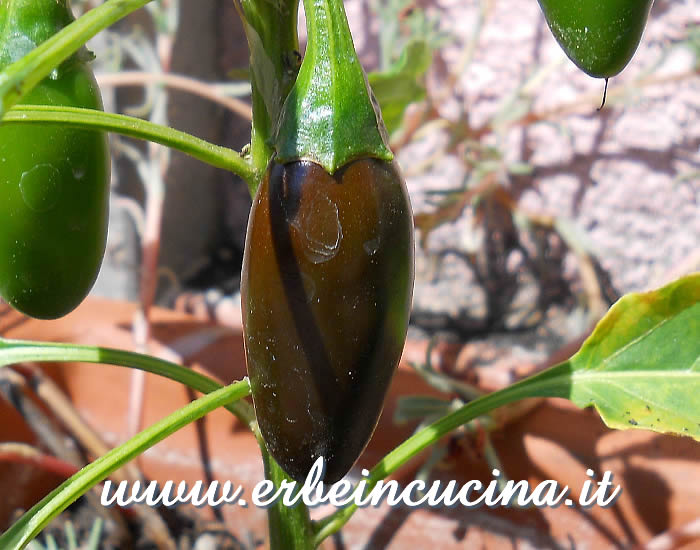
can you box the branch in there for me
[96,71,252,120]
[1,105,256,189]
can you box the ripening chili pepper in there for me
[240,0,414,483]
[537,0,654,78]
[242,157,413,483]
[0,0,110,319]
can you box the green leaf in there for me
[368,40,432,135]
[388,39,433,78]
[565,273,700,438]
[368,74,424,136]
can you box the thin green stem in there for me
[0,380,250,550]
[2,105,256,188]
[0,337,255,428]
[0,0,154,114]
[236,0,300,189]
[263,452,316,550]
[313,362,573,543]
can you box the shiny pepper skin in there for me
[241,158,414,483]
[537,0,654,78]
[0,0,110,319]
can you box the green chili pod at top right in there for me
[536,0,654,78]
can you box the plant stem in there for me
[236,0,300,188]
[0,0,154,114]
[2,105,256,188]
[234,1,319,546]
[263,451,316,550]
[0,337,255,428]
[95,71,252,119]
[0,380,250,550]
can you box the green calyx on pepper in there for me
[0,0,110,319]
[537,0,655,79]
[272,0,393,174]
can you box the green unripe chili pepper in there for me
[537,0,654,78]
[241,0,414,482]
[0,0,110,319]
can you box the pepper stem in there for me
[273,0,392,173]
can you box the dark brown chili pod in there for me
[241,157,414,483]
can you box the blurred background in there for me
[78,0,698,374]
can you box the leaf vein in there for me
[585,317,671,372]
